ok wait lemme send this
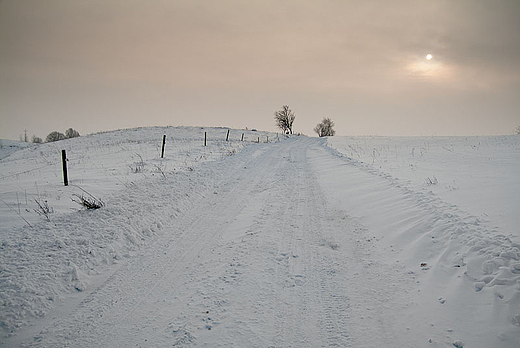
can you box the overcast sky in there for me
[1,0,519,140]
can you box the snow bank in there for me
[0,126,282,338]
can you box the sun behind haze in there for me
[0,0,519,138]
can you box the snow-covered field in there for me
[323,135,520,347]
[1,128,519,347]
[327,136,520,239]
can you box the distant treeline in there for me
[24,128,81,143]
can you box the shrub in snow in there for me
[72,194,104,210]
[131,163,145,173]
[31,135,43,143]
[130,153,146,173]
[45,131,66,142]
[71,187,104,210]
[45,128,80,142]
[65,128,80,139]
[34,198,53,221]
[425,176,438,185]
[152,163,166,178]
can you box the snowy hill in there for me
[1,129,519,347]
[0,139,34,161]
[0,127,279,232]
[0,126,282,342]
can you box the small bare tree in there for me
[274,105,295,134]
[516,125,520,135]
[31,135,43,143]
[314,117,336,137]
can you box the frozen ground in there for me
[0,128,519,347]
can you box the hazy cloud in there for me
[1,0,519,138]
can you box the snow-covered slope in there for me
[0,127,279,232]
[1,130,518,347]
[0,140,34,161]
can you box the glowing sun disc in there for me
[426,54,433,60]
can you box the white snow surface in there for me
[0,128,519,347]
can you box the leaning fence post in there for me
[241,133,244,141]
[161,134,166,158]
[257,137,260,143]
[204,131,207,146]
[62,150,68,186]
[226,129,230,141]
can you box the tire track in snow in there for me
[301,142,351,348]
[267,138,351,347]
[272,145,313,347]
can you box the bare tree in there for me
[274,105,295,134]
[516,125,520,135]
[314,117,336,137]
[31,135,43,143]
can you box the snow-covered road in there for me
[4,135,519,347]
[5,138,407,347]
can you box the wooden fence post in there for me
[204,132,207,146]
[161,135,166,158]
[226,129,230,141]
[241,133,244,141]
[62,150,68,186]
